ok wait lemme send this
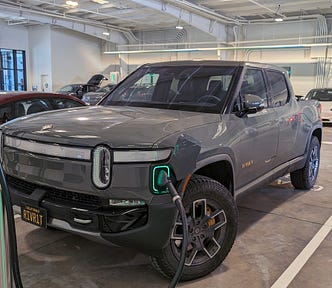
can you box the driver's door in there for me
[230,68,279,189]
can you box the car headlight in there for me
[92,145,112,189]
[113,149,172,163]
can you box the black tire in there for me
[290,136,320,190]
[151,175,238,281]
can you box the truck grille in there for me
[7,175,102,207]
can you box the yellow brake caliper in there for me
[206,205,215,227]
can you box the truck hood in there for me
[2,106,220,148]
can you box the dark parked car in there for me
[0,91,86,124]
[57,74,107,99]
[81,84,115,105]
[305,88,332,124]
[0,61,322,281]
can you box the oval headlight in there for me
[92,146,111,189]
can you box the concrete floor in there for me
[15,127,332,288]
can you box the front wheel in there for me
[151,175,238,281]
[290,136,320,189]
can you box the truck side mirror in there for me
[243,94,265,114]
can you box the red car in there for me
[0,92,86,124]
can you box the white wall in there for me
[0,22,29,50]
[1,22,108,92]
[28,25,52,92]
[50,28,104,91]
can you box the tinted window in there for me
[0,104,13,123]
[101,65,237,113]
[14,99,52,116]
[53,98,83,109]
[240,68,268,106]
[266,70,289,107]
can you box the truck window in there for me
[240,68,268,107]
[266,70,289,107]
[102,65,237,114]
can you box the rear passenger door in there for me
[265,70,301,164]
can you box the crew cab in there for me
[0,61,322,281]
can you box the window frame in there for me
[0,48,27,91]
[231,67,270,114]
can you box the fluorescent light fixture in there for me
[66,1,79,7]
[274,17,284,22]
[176,25,184,30]
[91,0,109,4]
[102,31,110,36]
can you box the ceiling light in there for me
[91,0,109,4]
[66,1,79,7]
[102,31,110,36]
[273,4,284,22]
[175,25,184,30]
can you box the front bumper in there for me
[9,176,177,255]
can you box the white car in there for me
[305,88,332,124]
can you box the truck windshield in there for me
[101,65,237,113]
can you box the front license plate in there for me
[21,204,47,228]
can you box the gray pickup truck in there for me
[0,61,322,281]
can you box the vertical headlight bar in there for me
[92,146,112,189]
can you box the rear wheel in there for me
[151,175,238,281]
[290,136,320,189]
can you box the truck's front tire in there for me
[290,136,320,190]
[151,175,238,281]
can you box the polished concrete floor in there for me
[15,127,332,288]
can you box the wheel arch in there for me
[193,156,235,196]
[312,127,322,145]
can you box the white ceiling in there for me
[0,0,331,42]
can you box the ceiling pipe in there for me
[116,34,332,50]
[104,42,332,55]
[248,13,327,23]
[22,0,144,26]
[0,0,138,43]
[166,0,244,24]
[247,0,285,18]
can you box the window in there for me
[266,70,289,107]
[0,104,13,123]
[53,98,83,109]
[102,65,237,113]
[0,49,26,91]
[307,90,332,101]
[240,69,268,106]
[14,99,52,117]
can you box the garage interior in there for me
[0,0,332,287]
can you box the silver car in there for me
[305,88,332,124]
